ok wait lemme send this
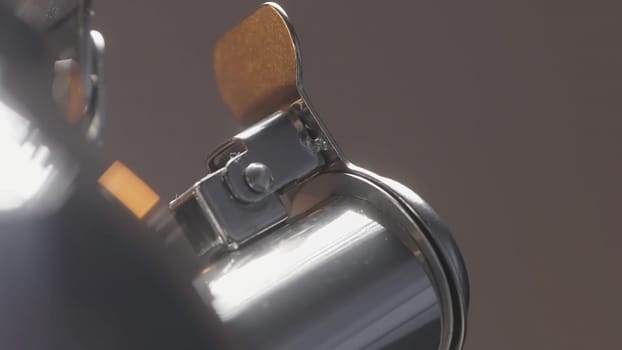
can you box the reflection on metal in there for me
[206,209,380,321]
[98,161,160,219]
[53,58,85,124]
[172,3,469,349]
[0,3,214,348]
[170,109,325,255]
[0,101,54,210]
[85,30,106,142]
[48,1,106,143]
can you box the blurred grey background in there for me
[94,1,621,349]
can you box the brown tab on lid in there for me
[214,5,299,125]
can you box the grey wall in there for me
[94,1,622,349]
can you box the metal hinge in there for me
[169,102,330,255]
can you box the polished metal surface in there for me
[170,107,327,255]
[171,3,469,349]
[194,187,441,349]
[0,0,105,214]
[0,6,217,349]
[0,1,468,349]
[0,6,77,215]
[1,0,80,29]
[244,162,274,194]
[186,168,467,349]
[351,166,469,350]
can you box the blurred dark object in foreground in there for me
[0,4,217,349]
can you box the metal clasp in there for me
[170,104,327,255]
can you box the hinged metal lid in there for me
[169,4,343,256]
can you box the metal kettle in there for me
[170,3,469,349]
[0,1,468,349]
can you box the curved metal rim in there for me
[347,164,469,350]
[262,3,469,348]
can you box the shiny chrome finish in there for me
[44,0,106,143]
[194,172,445,349]
[170,2,469,349]
[0,6,218,349]
[0,1,468,349]
[352,166,469,350]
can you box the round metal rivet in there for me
[244,162,273,193]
